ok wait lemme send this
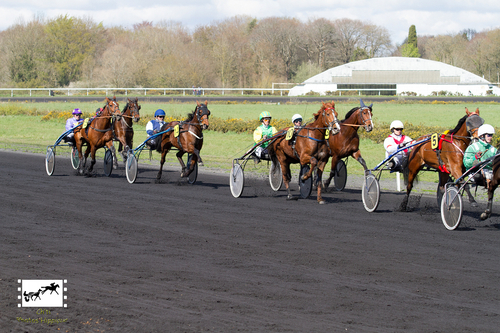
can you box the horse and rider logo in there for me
[18,279,67,308]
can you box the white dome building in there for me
[288,57,500,97]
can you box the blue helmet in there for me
[154,109,165,117]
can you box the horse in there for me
[114,97,141,162]
[401,108,484,211]
[268,101,341,204]
[24,289,42,302]
[156,101,211,180]
[323,100,374,190]
[74,97,121,175]
[41,283,60,295]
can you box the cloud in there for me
[0,0,499,44]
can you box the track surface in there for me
[1,150,500,332]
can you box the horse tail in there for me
[401,154,418,186]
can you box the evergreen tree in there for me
[402,25,420,58]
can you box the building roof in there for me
[304,57,488,85]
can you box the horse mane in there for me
[185,110,196,122]
[449,115,468,134]
[342,107,359,122]
[121,102,129,114]
[313,102,334,120]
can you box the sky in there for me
[1,0,500,44]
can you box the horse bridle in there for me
[322,107,340,132]
[359,107,374,131]
[195,104,211,124]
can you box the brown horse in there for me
[114,97,141,162]
[156,101,211,180]
[268,101,341,204]
[74,97,121,175]
[323,100,374,190]
[401,108,483,211]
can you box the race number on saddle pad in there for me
[174,124,180,137]
[285,128,294,140]
[431,133,439,150]
[82,118,90,129]
[325,129,330,140]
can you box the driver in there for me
[253,111,277,160]
[292,114,303,129]
[384,120,412,171]
[146,109,166,149]
[463,124,498,186]
[64,108,83,144]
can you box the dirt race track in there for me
[1,150,500,332]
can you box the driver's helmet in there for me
[259,111,272,122]
[154,109,166,117]
[72,108,82,115]
[478,124,495,137]
[390,120,404,131]
[292,114,303,123]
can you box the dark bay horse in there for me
[114,97,141,162]
[156,101,211,180]
[268,101,341,204]
[401,108,483,211]
[323,100,374,190]
[74,97,121,175]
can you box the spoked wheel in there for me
[71,146,80,169]
[103,149,113,177]
[125,151,138,184]
[333,159,348,191]
[269,159,283,191]
[299,164,313,199]
[362,173,380,212]
[440,186,463,230]
[186,154,198,184]
[230,163,244,198]
[45,147,55,176]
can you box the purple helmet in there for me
[72,108,82,115]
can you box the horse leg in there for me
[353,151,368,171]
[481,183,497,220]
[87,147,97,174]
[316,161,326,204]
[157,148,169,181]
[107,141,118,169]
[176,151,188,177]
[301,156,316,181]
[323,156,338,190]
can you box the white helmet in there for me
[292,114,303,123]
[390,120,404,131]
[478,124,495,137]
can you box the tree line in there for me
[0,15,499,89]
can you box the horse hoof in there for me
[318,200,325,205]
[470,201,478,207]
[198,162,204,166]
[286,195,298,201]
[480,212,490,220]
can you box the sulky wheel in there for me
[45,147,56,176]
[71,146,80,170]
[440,186,463,230]
[299,164,313,199]
[230,163,244,198]
[125,151,138,184]
[186,154,198,184]
[269,159,283,191]
[103,149,113,177]
[333,159,348,191]
[362,173,380,212]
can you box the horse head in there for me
[126,97,141,123]
[465,107,484,139]
[358,100,374,132]
[319,101,340,135]
[103,96,121,117]
[195,100,211,130]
